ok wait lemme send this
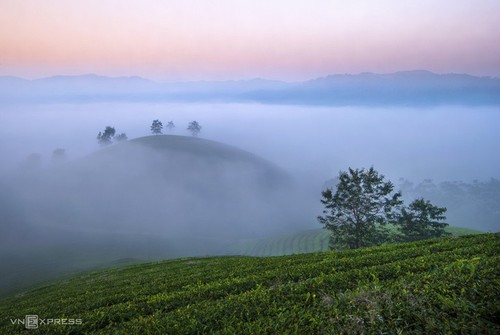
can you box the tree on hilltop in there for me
[115,133,128,142]
[166,121,175,132]
[97,126,116,146]
[187,121,201,137]
[151,120,163,135]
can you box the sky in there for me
[1,0,499,81]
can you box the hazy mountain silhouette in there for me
[1,71,499,105]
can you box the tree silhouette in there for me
[318,167,402,249]
[115,133,128,142]
[166,121,175,132]
[97,126,116,145]
[187,121,201,137]
[151,120,163,135]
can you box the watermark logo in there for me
[10,315,82,329]
[25,315,38,329]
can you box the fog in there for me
[1,102,499,180]
[0,101,499,294]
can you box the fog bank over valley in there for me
[0,92,499,294]
[1,102,498,181]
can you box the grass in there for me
[0,233,498,334]
[232,226,483,256]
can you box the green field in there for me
[232,226,483,256]
[1,233,498,334]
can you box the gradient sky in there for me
[1,0,499,81]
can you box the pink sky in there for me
[1,0,499,81]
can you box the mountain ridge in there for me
[1,70,499,105]
[2,70,498,82]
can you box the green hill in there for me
[1,233,498,334]
[231,226,484,256]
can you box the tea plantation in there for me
[232,226,482,256]
[0,233,498,334]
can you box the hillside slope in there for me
[85,135,290,189]
[41,134,299,238]
[231,226,484,256]
[0,135,305,295]
[1,234,498,334]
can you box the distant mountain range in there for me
[1,71,499,106]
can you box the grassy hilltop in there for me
[1,233,498,334]
[88,135,288,180]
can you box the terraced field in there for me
[1,233,498,334]
[233,229,329,256]
[233,226,482,256]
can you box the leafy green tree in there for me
[151,120,163,135]
[396,198,449,242]
[97,126,116,146]
[318,167,402,249]
[187,121,201,137]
